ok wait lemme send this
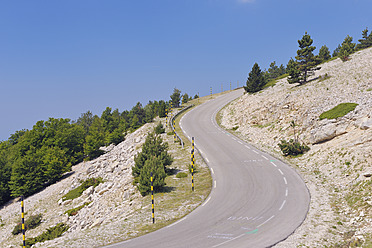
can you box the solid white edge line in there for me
[212,233,245,248]
[167,217,187,228]
[279,200,286,211]
[104,239,132,247]
[202,196,211,207]
[283,177,288,185]
[257,215,275,228]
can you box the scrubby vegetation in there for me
[176,172,188,178]
[278,139,310,156]
[65,202,90,216]
[12,214,42,235]
[319,103,358,120]
[62,177,103,201]
[24,223,69,248]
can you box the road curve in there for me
[105,89,310,248]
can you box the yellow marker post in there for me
[191,137,195,191]
[21,195,26,248]
[151,172,154,223]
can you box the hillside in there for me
[220,47,372,246]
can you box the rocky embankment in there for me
[220,47,372,246]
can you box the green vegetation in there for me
[244,63,266,93]
[288,32,320,85]
[319,103,358,120]
[318,45,331,62]
[133,130,173,196]
[65,202,90,216]
[339,35,356,61]
[24,223,69,248]
[62,177,103,201]
[356,27,372,50]
[154,123,165,135]
[176,172,188,178]
[170,88,181,108]
[278,139,310,156]
[12,214,42,235]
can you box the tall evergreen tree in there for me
[356,27,372,50]
[287,58,301,84]
[339,35,356,61]
[170,88,181,108]
[244,63,266,93]
[332,44,341,57]
[295,32,320,84]
[318,45,331,62]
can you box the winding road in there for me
[105,89,310,248]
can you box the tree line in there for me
[245,27,372,93]
[0,100,169,205]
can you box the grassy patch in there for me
[176,172,188,178]
[25,223,69,248]
[319,103,358,120]
[62,177,103,201]
[12,214,42,235]
[64,202,90,216]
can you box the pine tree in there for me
[287,58,301,84]
[244,63,266,93]
[295,32,320,84]
[356,27,372,50]
[339,35,356,62]
[170,88,181,108]
[137,156,166,196]
[318,45,331,62]
[332,44,341,57]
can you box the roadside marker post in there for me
[191,137,195,191]
[151,172,155,224]
[21,195,26,248]
[165,108,168,128]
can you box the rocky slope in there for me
[220,47,372,246]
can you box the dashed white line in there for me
[205,157,210,163]
[285,188,288,196]
[261,155,268,160]
[283,177,288,185]
[214,180,217,188]
[278,169,284,175]
[270,162,277,167]
[253,150,259,154]
[279,200,286,211]
[257,215,275,228]
[238,141,243,144]
[245,145,251,150]
[211,168,215,174]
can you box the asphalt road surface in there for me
[105,89,310,248]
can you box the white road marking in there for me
[212,233,245,248]
[238,141,243,144]
[285,188,288,196]
[270,162,277,167]
[283,177,288,185]
[257,215,275,228]
[278,169,284,175]
[279,200,286,211]
[167,217,187,228]
[245,145,251,149]
[202,196,211,206]
[211,168,215,174]
[253,150,259,154]
[261,155,268,160]
[214,180,217,188]
[205,157,210,163]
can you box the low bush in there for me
[278,139,310,156]
[64,202,90,216]
[176,172,188,178]
[12,214,42,235]
[25,223,69,248]
[319,103,358,120]
[62,177,103,201]
[154,123,165,134]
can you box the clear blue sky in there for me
[1,0,371,141]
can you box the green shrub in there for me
[167,131,174,136]
[188,164,198,173]
[64,202,90,216]
[62,177,103,201]
[154,123,165,134]
[12,214,42,235]
[176,172,188,178]
[25,223,69,248]
[319,103,358,120]
[278,139,310,156]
